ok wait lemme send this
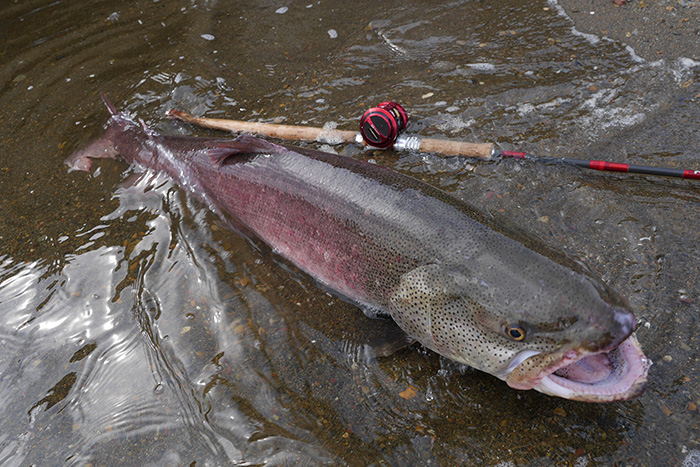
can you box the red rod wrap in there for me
[589,160,630,172]
[501,150,527,159]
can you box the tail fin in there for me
[65,93,121,172]
[100,92,118,116]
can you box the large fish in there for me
[66,95,651,402]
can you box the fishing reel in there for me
[359,101,408,148]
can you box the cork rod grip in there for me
[167,110,358,143]
[418,138,494,160]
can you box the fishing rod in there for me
[166,102,700,181]
[167,102,494,159]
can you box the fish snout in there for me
[615,306,636,335]
[597,306,636,352]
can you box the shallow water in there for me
[1,0,700,465]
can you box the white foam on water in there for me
[571,84,652,139]
[515,97,571,117]
[584,105,646,134]
[678,57,700,70]
[317,144,338,154]
[435,116,475,133]
[671,57,700,83]
[316,121,346,145]
[547,0,600,45]
[548,0,646,63]
[625,45,645,63]
[466,62,496,71]
[683,449,700,467]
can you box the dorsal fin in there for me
[208,134,287,166]
[100,92,118,116]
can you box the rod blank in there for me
[501,150,700,180]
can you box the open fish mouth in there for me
[506,334,652,402]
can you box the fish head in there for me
[389,262,651,402]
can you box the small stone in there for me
[663,355,672,363]
[660,405,673,416]
[553,407,567,417]
[421,92,434,99]
[688,402,697,412]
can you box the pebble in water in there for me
[683,450,700,467]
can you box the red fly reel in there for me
[359,101,408,148]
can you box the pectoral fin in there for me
[367,328,415,358]
[208,134,287,166]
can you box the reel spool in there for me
[359,101,408,148]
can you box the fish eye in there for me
[505,323,526,341]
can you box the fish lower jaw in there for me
[507,334,651,402]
